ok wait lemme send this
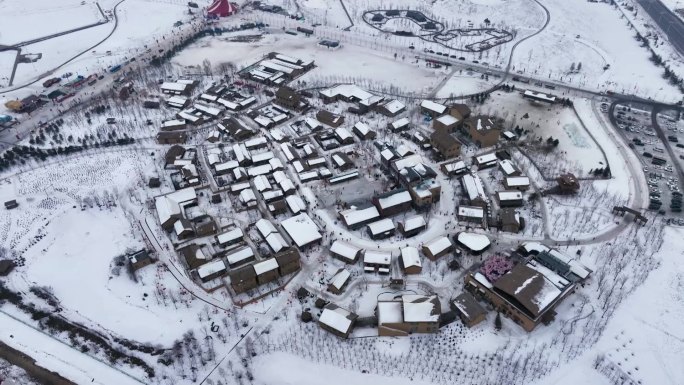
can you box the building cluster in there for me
[464,242,591,331]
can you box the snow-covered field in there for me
[511,0,681,100]
[0,0,105,45]
[0,0,683,384]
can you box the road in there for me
[0,310,146,385]
[0,0,127,94]
[636,0,684,57]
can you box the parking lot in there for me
[608,102,683,214]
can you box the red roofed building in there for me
[207,0,237,17]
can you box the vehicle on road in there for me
[42,77,61,88]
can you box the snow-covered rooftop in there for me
[505,176,531,187]
[281,213,322,247]
[329,269,351,290]
[319,305,355,334]
[458,205,485,218]
[197,259,226,279]
[457,232,491,252]
[330,241,361,262]
[402,295,440,323]
[436,114,459,126]
[424,236,452,256]
[226,246,254,266]
[402,215,427,232]
[367,218,395,235]
[340,206,380,227]
[377,301,403,325]
[253,258,279,275]
[400,247,421,268]
[420,100,447,114]
[364,250,391,266]
[376,190,412,210]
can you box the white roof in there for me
[161,119,185,128]
[381,99,406,114]
[252,151,274,164]
[377,301,403,324]
[319,305,354,334]
[305,117,322,129]
[353,122,371,135]
[367,218,394,235]
[376,190,411,210]
[285,195,307,214]
[420,100,447,114]
[364,250,391,266]
[391,117,410,129]
[269,158,284,170]
[217,228,243,245]
[340,206,380,226]
[457,232,491,251]
[174,219,192,235]
[424,236,452,255]
[329,269,351,290]
[436,114,458,126]
[473,272,493,289]
[298,170,318,182]
[380,148,396,162]
[256,218,277,237]
[524,90,556,102]
[335,127,353,141]
[330,241,361,262]
[253,258,279,275]
[505,176,530,187]
[392,154,422,172]
[499,159,517,175]
[475,153,498,165]
[154,188,197,225]
[194,103,221,117]
[461,173,487,202]
[167,95,188,106]
[253,175,272,192]
[217,98,238,110]
[402,295,439,323]
[281,213,322,247]
[402,215,426,231]
[239,189,256,203]
[161,82,186,91]
[443,160,467,173]
[248,164,273,177]
[400,247,421,268]
[231,182,251,192]
[458,206,485,218]
[266,232,288,253]
[197,259,226,279]
[226,246,254,265]
[497,191,523,201]
[320,84,374,102]
[262,189,283,201]
[254,116,273,127]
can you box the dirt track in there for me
[0,340,76,385]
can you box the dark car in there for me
[643,152,653,158]
[42,77,61,88]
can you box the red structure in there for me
[206,0,237,17]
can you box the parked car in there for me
[42,77,61,88]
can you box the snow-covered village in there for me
[1,0,684,384]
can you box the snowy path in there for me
[0,310,146,385]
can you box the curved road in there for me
[0,0,127,94]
